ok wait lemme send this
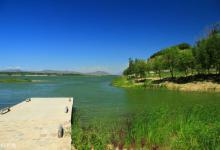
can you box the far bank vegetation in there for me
[117,24,220,92]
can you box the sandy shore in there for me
[161,81,220,92]
[114,76,220,92]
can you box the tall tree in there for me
[193,39,210,73]
[134,59,147,78]
[151,56,164,79]
[177,50,195,76]
[163,47,179,78]
[206,24,220,74]
[193,24,220,74]
[123,58,147,78]
[123,58,135,76]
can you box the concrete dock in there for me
[0,97,73,150]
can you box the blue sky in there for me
[0,0,219,74]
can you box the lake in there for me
[1,75,220,124]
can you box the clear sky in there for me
[0,0,219,74]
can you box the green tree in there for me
[151,56,164,79]
[163,47,179,78]
[215,35,220,74]
[145,60,152,76]
[177,43,191,50]
[123,58,135,76]
[193,39,208,73]
[134,59,147,78]
[123,58,147,78]
[206,25,220,74]
[177,50,195,76]
[193,25,220,74]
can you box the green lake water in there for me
[0,75,220,124]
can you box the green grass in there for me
[112,76,162,90]
[112,76,132,87]
[72,105,220,150]
[72,109,110,150]
[112,73,220,92]
[112,76,143,88]
[0,78,32,83]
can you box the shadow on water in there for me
[71,107,77,124]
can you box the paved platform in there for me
[0,97,73,150]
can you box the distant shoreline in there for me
[0,78,32,83]
[0,71,111,77]
[0,74,114,83]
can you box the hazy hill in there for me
[0,69,111,76]
[0,69,23,72]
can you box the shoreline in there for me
[160,81,220,92]
[112,76,220,92]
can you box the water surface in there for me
[0,75,220,123]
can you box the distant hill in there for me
[0,69,111,76]
[0,69,23,72]
[39,70,81,74]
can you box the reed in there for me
[72,105,220,150]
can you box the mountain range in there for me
[0,69,111,75]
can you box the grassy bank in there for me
[112,76,143,88]
[72,105,220,150]
[0,78,32,83]
[112,74,220,92]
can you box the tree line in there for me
[123,24,220,79]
